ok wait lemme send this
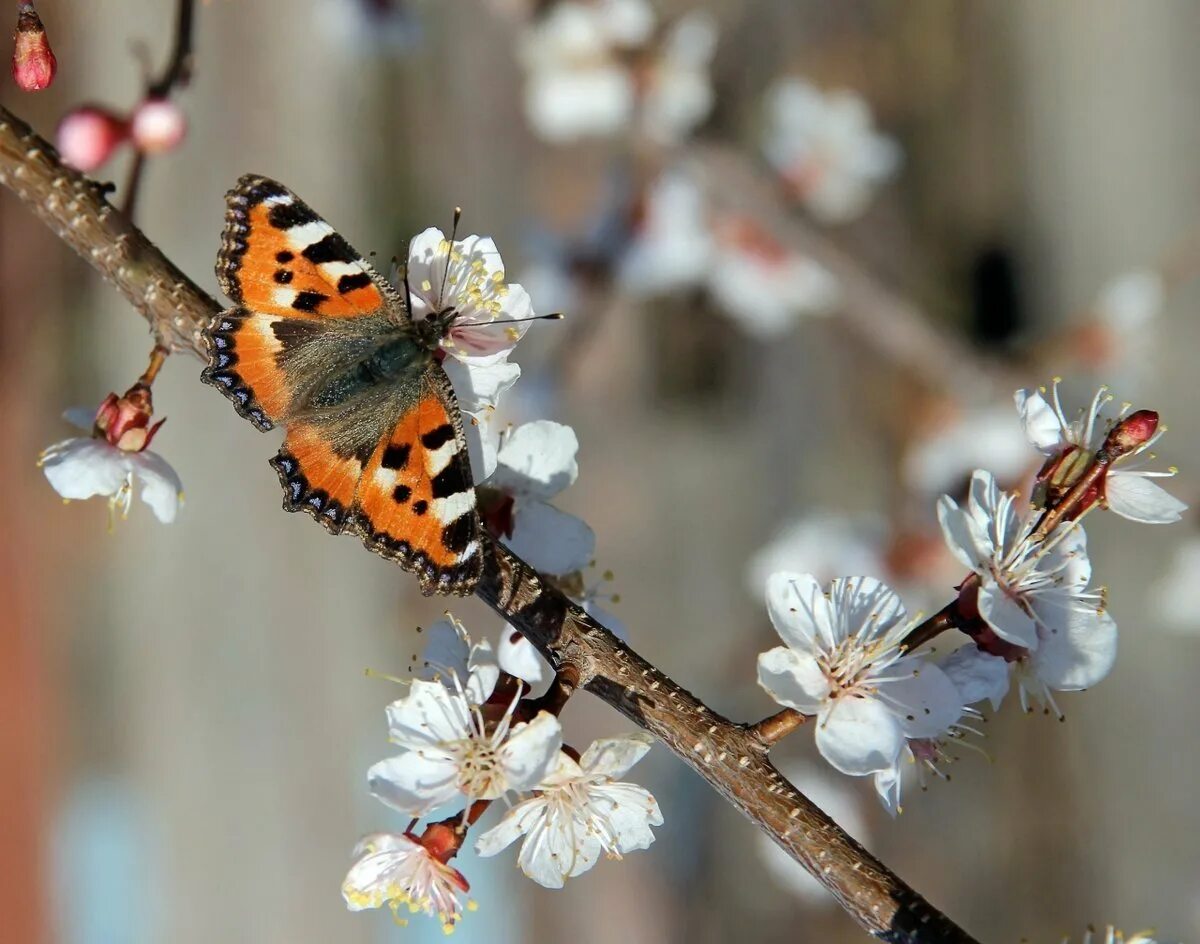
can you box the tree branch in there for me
[0,103,979,944]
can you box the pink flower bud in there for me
[57,107,128,172]
[129,98,187,155]
[92,384,165,452]
[11,2,55,91]
[1105,409,1159,457]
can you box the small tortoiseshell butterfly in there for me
[202,175,484,596]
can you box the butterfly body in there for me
[202,175,483,596]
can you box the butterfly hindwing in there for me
[271,420,366,535]
[353,369,482,596]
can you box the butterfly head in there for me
[410,304,461,354]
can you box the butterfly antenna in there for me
[397,247,416,320]
[453,312,565,328]
[437,206,462,311]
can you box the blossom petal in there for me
[880,662,962,739]
[756,646,828,713]
[441,350,521,416]
[367,752,460,817]
[343,836,421,911]
[497,626,553,699]
[977,582,1038,650]
[829,576,907,642]
[1104,472,1187,524]
[465,639,501,705]
[1033,606,1118,691]
[593,781,662,853]
[520,808,595,888]
[937,496,987,572]
[40,438,129,500]
[1044,523,1092,591]
[505,500,595,575]
[873,763,903,818]
[418,618,471,685]
[815,696,903,776]
[1014,388,1064,454]
[473,801,535,859]
[498,711,563,793]
[63,406,98,431]
[937,645,1010,711]
[578,733,654,779]
[765,571,834,651]
[130,450,183,523]
[490,421,579,502]
[404,227,450,313]
[447,282,533,362]
[385,679,471,748]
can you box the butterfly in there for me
[201,175,487,596]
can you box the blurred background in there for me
[3,1,1200,941]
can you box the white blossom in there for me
[762,78,900,223]
[620,171,840,335]
[518,0,651,142]
[1094,270,1164,333]
[903,404,1035,498]
[745,514,886,598]
[1015,382,1186,524]
[937,472,1119,717]
[637,12,717,145]
[757,573,961,776]
[405,228,533,364]
[482,421,595,575]
[706,216,841,336]
[39,409,182,524]
[368,631,562,817]
[402,228,533,479]
[937,469,1104,652]
[475,734,661,887]
[619,170,714,295]
[517,0,715,145]
[342,832,470,932]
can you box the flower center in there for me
[456,738,503,798]
[820,639,881,698]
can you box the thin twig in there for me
[0,104,980,944]
[120,0,196,219]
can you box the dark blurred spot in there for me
[969,245,1022,347]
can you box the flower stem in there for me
[138,343,170,387]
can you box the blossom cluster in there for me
[516,0,716,145]
[345,617,661,930]
[755,380,1185,814]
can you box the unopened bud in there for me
[93,384,164,452]
[12,2,55,91]
[57,107,128,172]
[130,98,187,155]
[1105,409,1159,457]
